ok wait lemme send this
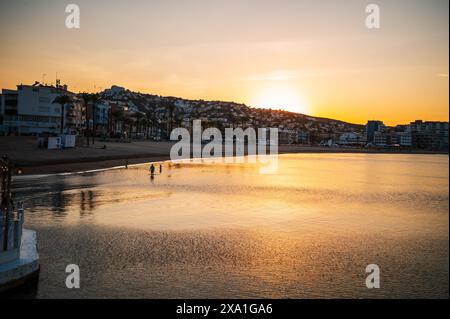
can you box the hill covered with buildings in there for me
[0,83,448,150]
[98,85,365,144]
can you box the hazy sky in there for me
[0,0,448,125]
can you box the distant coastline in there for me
[3,137,447,176]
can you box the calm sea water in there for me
[11,154,449,298]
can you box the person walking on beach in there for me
[150,164,155,176]
[159,164,162,174]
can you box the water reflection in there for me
[10,154,449,298]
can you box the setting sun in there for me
[0,0,448,302]
[252,84,309,114]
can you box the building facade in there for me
[339,132,365,146]
[365,120,386,143]
[409,120,449,150]
[0,83,83,135]
[364,119,448,150]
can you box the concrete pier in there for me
[1,155,40,294]
[0,229,39,293]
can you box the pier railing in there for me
[0,155,24,264]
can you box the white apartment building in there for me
[0,83,83,135]
[339,132,364,146]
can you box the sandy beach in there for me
[1,136,447,175]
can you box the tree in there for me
[134,112,144,136]
[90,93,101,144]
[80,93,91,145]
[123,115,134,139]
[145,111,155,139]
[161,100,176,136]
[79,93,101,144]
[53,95,73,134]
[111,107,124,136]
[141,118,149,139]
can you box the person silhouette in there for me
[150,164,155,176]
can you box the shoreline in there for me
[2,136,447,176]
[13,145,449,176]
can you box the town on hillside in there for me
[0,82,448,151]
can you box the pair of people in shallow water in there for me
[124,160,162,175]
[149,164,162,175]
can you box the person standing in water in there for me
[150,164,155,176]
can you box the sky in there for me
[0,0,448,125]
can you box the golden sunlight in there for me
[251,84,309,114]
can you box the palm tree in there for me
[53,95,73,134]
[80,93,91,145]
[141,118,149,139]
[145,111,155,139]
[139,117,147,137]
[111,107,124,136]
[123,115,134,139]
[134,112,144,136]
[161,100,176,137]
[90,93,101,145]
[79,93,101,144]
[173,112,183,130]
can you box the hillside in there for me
[99,86,365,140]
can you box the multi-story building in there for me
[0,90,18,135]
[367,120,448,149]
[365,120,386,143]
[339,132,365,146]
[91,101,110,135]
[278,129,297,144]
[0,82,84,135]
[397,131,412,147]
[373,131,387,146]
[408,120,449,150]
[297,130,310,144]
[66,95,85,134]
